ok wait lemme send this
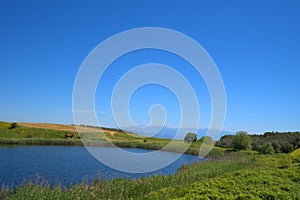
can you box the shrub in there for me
[184,133,197,143]
[9,122,17,129]
[280,142,294,153]
[198,136,214,145]
[258,143,275,154]
[216,135,233,148]
[232,131,252,151]
[271,141,282,153]
[277,155,292,168]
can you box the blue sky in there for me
[0,0,299,133]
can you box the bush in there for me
[198,136,214,145]
[216,135,233,148]
[232,131,252,151]
[277,155,292,168]
[184,133,197,143]
[280,142,294,153]
[9,122,17,129]
[258,143,275,154]
[271,141,282,153]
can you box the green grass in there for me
[0,121,79,139]
[291,148,300,162]
[161,154,300,200]
[1,153,299,199]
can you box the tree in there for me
[280,142,294,153]
[216,135,234,148]
[258,143,275,154]
[296,141,300,149]
[232,131,252,151]
[184,132,197,143]
[198,136,214,145]
[271,141,282,153]
[9,122,17,129]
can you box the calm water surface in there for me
[0,146,205,187]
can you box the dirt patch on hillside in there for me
[104,130,116,136]
[19,123,104,133]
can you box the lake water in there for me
[0,146,205,187]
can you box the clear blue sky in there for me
[0,0,299,133]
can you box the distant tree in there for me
[280,142,294,153]
[272,141,282,153]
[9,122,17,129]
[296,141,300,149]
[184,132,197,143]
[216,135,234,148]
[232,131,252,151]
[258,143,275,154]
[198,136,214,145]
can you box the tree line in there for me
[216,131,300,154]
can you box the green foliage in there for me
[198,136,214,145]
[297,141,300,149]
[271,141,282,153]
[9,122,17,129]
[258,142,275,154]
[184,132,197,143]
[280,141,294,153]
[290,148,300,162]
[167,167,300,199]
[217,131,300,153]
[232,131,252,151]
[216,135,233,148]
[277,154,293,169]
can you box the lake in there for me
[0,146,205,187]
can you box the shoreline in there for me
[0,138,224,158]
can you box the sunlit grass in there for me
[291,148,300,162]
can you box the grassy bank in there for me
[1,153,299,199]
[0,121,225,157]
